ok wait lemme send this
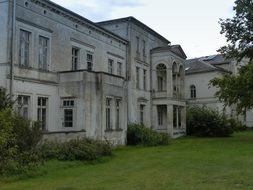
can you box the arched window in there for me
[190,85,196,99]
[156,64,167,91]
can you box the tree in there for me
[210,0,253,114]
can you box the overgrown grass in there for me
[1,132,253,190]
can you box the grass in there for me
[1,131,253,190]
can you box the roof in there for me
[151,45,187,59]
[185,54,231,74]
[34,0,128,44]
[97,16,171,44]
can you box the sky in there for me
[52,0,236,59]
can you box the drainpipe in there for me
[126,17,131,124]
[10,0,16,100]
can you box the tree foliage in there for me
[218,0,253,61]
[210,0,253,114]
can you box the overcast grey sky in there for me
[52,0,235,58]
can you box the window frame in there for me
[37,97,48,131]
[108,59,114,74]
[19,29,31,67]
[38,36,49,71]
[72,47,80,71]
[190,85,196,99]
[62,99,75,128]
[106,98,112,130]
[17,95,30,119]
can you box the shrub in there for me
[127,123,170,146]
[38,138,112,161]
[186,106,234,137]
[0,109,42,175]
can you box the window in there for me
[106,98,112,130]
[115,99,121,129]
[117,62,122,76]
[143,69,147,90]
[39,36,49,70]
[142,40,146,56]
[178,107,182,127]
[190,85,196,99]
[173,106,182,128]
[173,105,177,128]
[63,100,75,127]
[17,95,30,119]
[87,53,93,71]
[136,36,140,53]
[157,64,166,91]
[19,30,31,67]
[158,76,163,91]
[136,67,140,89]
[108,59,114,74]
[72,47,79,70]
[158,109,163,126]
[140,105,145,124]
[37,97,48,131]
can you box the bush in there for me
[38,138,112,161]
[127,123,170,146]
[0,109,42,175]
[187,106,234,137]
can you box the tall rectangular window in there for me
[173,105,177,128]
[106,98,112,130]
[63,100,74,127]
[108,59,114,74]
[140,105,145,124]
[17,95,30,119]
[158,76,163,91]
[136,67,140,89]
[39,36,49,70]
[136,36,140,53]
[117,62,122,76]
[37,97,48,131]
[143,69,147,90]
[87,53,93,71]
[19,30,31,67]
[72,47,79,70]
[142,40,146,56]
[158,109,163,126]
[115,99,121,129]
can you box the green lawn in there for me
[1,132,253,190]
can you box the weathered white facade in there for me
[185,55,253,127]
[0,0,187,144]
[98,18,187,137]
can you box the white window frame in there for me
[62,99,75,128]
[190,85,196,99]
[136,67,140,89]
[143,69,147,90]
[72,47,79,70]
[140,104,145,124]
[108,59,114,74]
[87,53,93,71]
[106,98,112,130]
[38,36,49,71]
[115,99,121,130]
[19,29,31,67]
[117,62,122,76]
[37,97,48,131]
[17,95,30,119]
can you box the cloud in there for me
[52,0,143,21]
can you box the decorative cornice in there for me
[28,0,128,44]
[17,17,53,33]
[70,38,96,49]
[107,52,125,60]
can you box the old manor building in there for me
[0,0,187,144]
